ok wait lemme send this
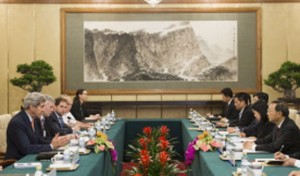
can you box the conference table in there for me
[181,119,297,176]
[0,120,126,176]
[1,118,298,176]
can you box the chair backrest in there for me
[0,114,13,154]
[294,113,300,129]
[11,111,19,117]
[289,108,298,121]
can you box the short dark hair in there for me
[251,100,268,123]
[253,92,269,104]
[234,92,251,105]
[221,88,233,98]
[55,97,68,106]
[271,100,289,118]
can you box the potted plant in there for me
[10,60,57,92]
[264,61,300,99]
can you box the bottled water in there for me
[34,165,43,176]
[95,120,101,132]
[101,120,106,134]
[241,152,250,176]
[63,148,70,163]
[111,109,116,121]
[188,108,193,119]
[79,137,85,149]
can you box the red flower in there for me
[143,127,152,138]
[133,174,142,176]
[159,151,169,166]
[160,126,169,136]
[159,137,169,151]
[139,150,150,169]
[139,138,148,150]
[158,136,166,141]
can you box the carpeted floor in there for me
[120,162,188,176]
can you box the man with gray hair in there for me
[5,92,69,160]
[35,94,55,140]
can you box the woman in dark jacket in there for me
[71,89,100,121]
[241,100,275,140]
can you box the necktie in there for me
[40,118,45,131]
[31,120,35,131]
[239,111,242,120]
[40,118,46,136]
[58,116,64,128]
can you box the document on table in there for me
[14,162,42,169]
[243,149,269,154]
[255,158,284,165]
[229,136,255,143]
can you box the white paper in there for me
[243,149,269,154]
[14,162,42,169]
[49,163,73,168]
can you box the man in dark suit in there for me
[212,88,240,127]
[252,92,269,104]
[5,92,70,160]
[226,92,254,132]
[244,101,300,154]
[35,94,55,142]
[44,97,73,137]
[220,88,240,121]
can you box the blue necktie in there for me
[58,116,64,128]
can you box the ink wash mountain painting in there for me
[84,21,237,82]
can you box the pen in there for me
[279,145,284,152]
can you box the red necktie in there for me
[31,120,35,131]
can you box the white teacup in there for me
[231,147,243,159]
[69,146,79,153]
[51,152,64,164]
[70,139,79,146]
[248,162,263,176]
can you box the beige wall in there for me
[0,3,299,116]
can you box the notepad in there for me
[255,158,284,165]
[14,162,42,169]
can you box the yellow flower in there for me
[97,131,108,141]
[105,141,115,150]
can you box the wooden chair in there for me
[0,114,13,160]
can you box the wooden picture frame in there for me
[61,7,261,95]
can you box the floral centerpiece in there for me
[185,131,221,166]
[87,131,118,166]
[125,126,186,176]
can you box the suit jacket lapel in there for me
[273,118,288,141]
[21,110,39,144]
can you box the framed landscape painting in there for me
[61,7,261,94]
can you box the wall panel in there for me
[0,3,300,115]
[35,4,61,97]
[7,5,36,112]
[261,4,289,101]
[0,5,8,114]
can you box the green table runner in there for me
[1,120,126,176]
[1,118,297,176]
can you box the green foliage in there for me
[10,60,56,92]
[264,61,300,92]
